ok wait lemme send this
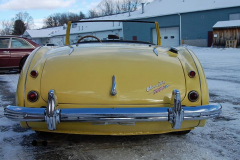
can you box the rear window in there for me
[0,38,10,48]
[11,38,32,48]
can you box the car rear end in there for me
[4,44,221,135]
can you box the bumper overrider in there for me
[4,89,222,131]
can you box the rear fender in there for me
[16,47,51,108]
[176,47,209,106]
[185,48,209,105]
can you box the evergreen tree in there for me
[12,20,26,35]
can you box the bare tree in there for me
[115,0,122,13]
[68,12,80,21]
[58,13,69,25]
[0,12,34,35]
[79,11,86,19]
[0,20,14,35]
[43,12,86,28]
[92,0,145,17]
[121,0,144,12]
[15,12,34,29]
[97,0,115,16]
[88,9,99,18]
[43,15,59,28]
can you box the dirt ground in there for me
[0,47,239,160]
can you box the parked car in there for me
[0,36,39,70]
[4,21,221,135]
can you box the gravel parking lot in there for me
[0,47,239,160]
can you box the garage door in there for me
[152,27,179,47]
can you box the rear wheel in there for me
[19,56,28,70]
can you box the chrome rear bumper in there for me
[4,89,222,131]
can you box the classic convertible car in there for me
[4,20,221,135]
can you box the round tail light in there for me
[188,91,199,102]
[188,71,196,78]
[27,91,38,102]
[30,70,38,78]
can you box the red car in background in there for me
[0,36,39,70]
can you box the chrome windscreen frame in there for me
[4,89,222,131]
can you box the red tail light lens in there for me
[30,70,38,78]
[27,91,38,102]
[188,71,196,78]
[188,91,199,102]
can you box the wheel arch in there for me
[19,55,29,70]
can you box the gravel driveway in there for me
[0,47,239,160]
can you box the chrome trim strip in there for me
[110,75,117,96]
[4,89,222,131]
[68,46,74,55]
[0,66,19,70]
[9,37,12,48]
[153,48,158,56]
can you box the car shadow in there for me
[21,130,187,148]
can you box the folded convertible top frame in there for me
[4,89,222,131]
[65,20,161,46]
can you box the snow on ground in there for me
[0,74,35,160]
[0,47,240,160]
[188,46,240,102]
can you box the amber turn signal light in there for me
[188,70,196,78]
[30,70,38,78]
[188,91,199,102]
[27,91,38,102]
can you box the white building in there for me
[23,0,240,47]
[23,22,123,46]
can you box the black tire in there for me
[171,130,191,135]
[19,56,28,70]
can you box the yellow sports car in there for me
[4,20,221,135]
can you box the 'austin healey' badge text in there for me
[147,81,170,95]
